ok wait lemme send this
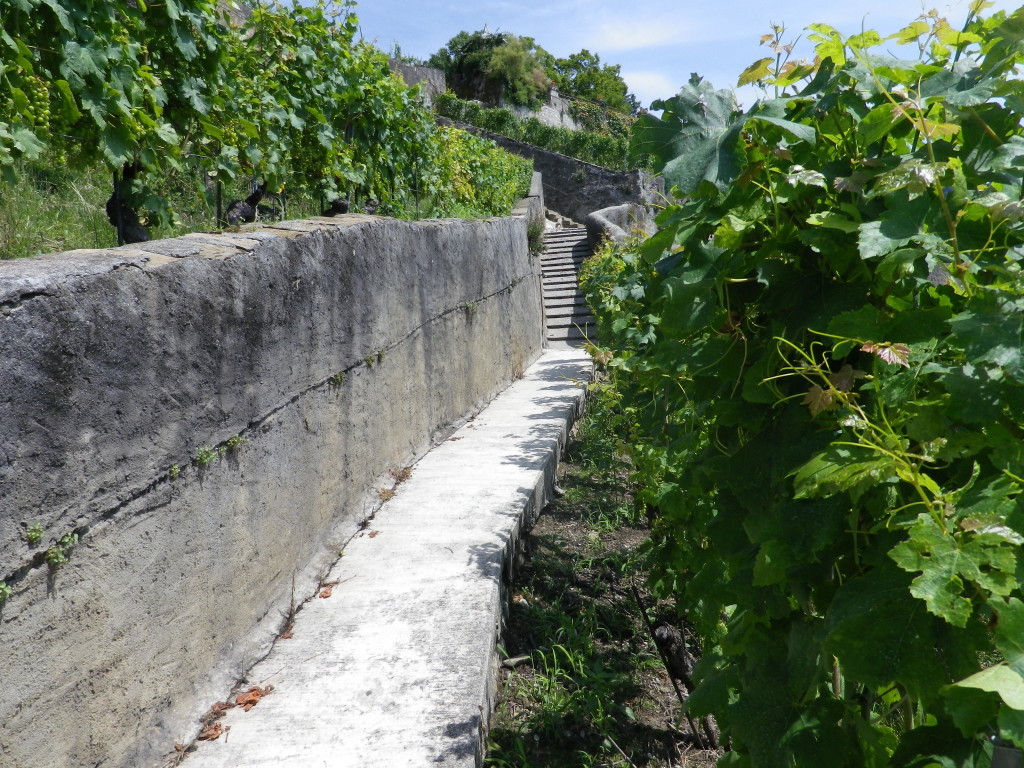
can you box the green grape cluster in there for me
[0,68,51,133]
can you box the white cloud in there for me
[583,16,695,51]
[622,70,680,107]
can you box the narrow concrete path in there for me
[542,227,595,347]
[184,348,592,768]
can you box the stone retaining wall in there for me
[0,201,544,767]
[388,59,446,106]
[439,117,663,223]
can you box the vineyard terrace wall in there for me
[0,198,545,767]
[439,117,664,222]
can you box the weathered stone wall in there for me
[0,206,544,767]
[505,88,579,130]
[388,59,446,106]
[439,118,663,223]
[585,202,657,246]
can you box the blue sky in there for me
[351,0,1023,109]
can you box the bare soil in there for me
[487,436,722,768]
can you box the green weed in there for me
[194,445,218,466]
[45,531,78,569]
[24,522,44,546]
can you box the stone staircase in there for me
[541,227,595,347]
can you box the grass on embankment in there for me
[0,160,328,260]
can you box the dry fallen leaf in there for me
[368,530,379,538]
[319,586,333,598]
[235,685,273,711]
[197,722,225,741]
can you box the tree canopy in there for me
[427,30,638,115]
[550,50,639,115]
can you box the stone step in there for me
[548,303,589,319]
[540,264,581,274]
[543,246,589,256]
[543,292,584,304]
[547,326,594,343]
[545,298,588,311]
[540,256,589,264]
[540,272,581,284]
[547,315,595,329]
[542,230,593,347]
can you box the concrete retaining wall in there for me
[440,118,664,223]
[505,88,579,131]
[0,205,544,767]
[388,59,446,106]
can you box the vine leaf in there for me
[10,127,43,159]
[632,74,744,193]
[921,59,998,108]
[824,564,949,697]
[861,341,911,367]
[791,445,894,498]
[996,598,1024,679]
[1001,706,1024,747]
[784,165,826,188]
[942,684,1000,736]
[828,364,866,392]
[890,513,1019,627]
[948,665,1024,709]
[801,384,837,416]
[858,200,929,259]
[738,57,773,86]
[750,114,816,144]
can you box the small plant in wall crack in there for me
[194,445,218,467]
[527,220,545,256]
[377,487,395,502]
[389,466,413,484]
[329,371,347,387]
[463,301,478,317]
[0,581,11,603]
[169,464,181,480]
[193,434,246,468]
[24,521,44,546]
[224,435,246,451]
[45,531,78,569]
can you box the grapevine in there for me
[585,4,1024,766]
[0,0,529,246]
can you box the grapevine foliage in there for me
[0,0,530,234]
[585,5,1024,766]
